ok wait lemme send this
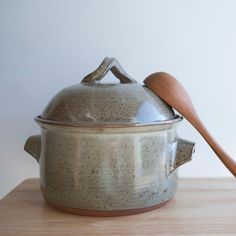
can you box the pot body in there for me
[33,122,185,214]
[25,119,195,216]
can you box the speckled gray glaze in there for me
[40,58,175,126]
[25,119,195,211]
[24,57,195,214]
[41,83,175,126]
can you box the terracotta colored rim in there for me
[46,199,171,217]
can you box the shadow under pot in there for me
[24,57,195,216]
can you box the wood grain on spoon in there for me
[144,72,236,177]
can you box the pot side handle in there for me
[170,138,195,173]
[24,135,41,162]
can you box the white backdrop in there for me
[1,0,236,198]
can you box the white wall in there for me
[1,0,236,198]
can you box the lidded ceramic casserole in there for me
[25,57,195,216]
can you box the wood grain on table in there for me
[0,178,236,236]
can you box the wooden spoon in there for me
[144,72,236,177]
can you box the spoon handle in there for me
[190,117,236,177]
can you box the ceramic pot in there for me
[24,58,195,216]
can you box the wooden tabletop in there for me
[0,178,236,236]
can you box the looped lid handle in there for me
[82,57,136,84]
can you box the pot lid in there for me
[38,57,176,126]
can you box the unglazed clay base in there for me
[46,199,171,217]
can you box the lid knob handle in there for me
[82,57,136,84]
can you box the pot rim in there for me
[35,115,183,128]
